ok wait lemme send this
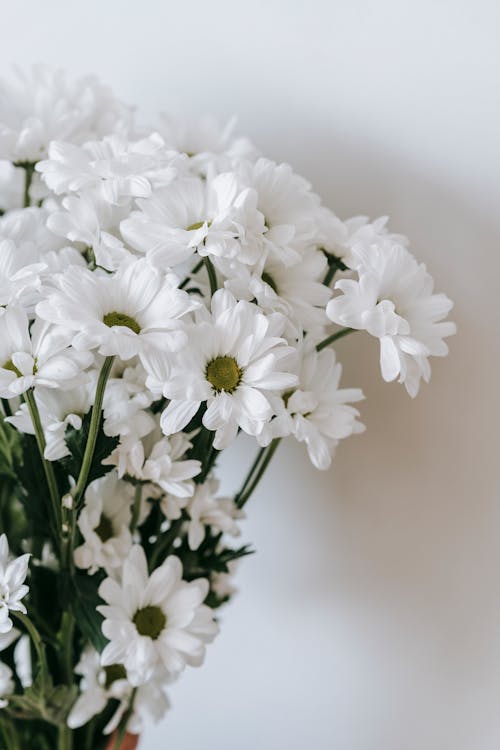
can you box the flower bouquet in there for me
[0,66,455,749]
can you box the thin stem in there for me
[236,438,281,508]
[73,356,115,508]
[25,389,61,541]
[322,251,347,287]
[234,446,266,506]
[203,256,218,296]
[179,258,203,289]
[0,717,20,750]
[58,724,72,750]
[130,484,142,533]
[316,327,355,352]
[59,611,75,684]
[12,611,49,686]
[112,688,137,750]
[149,517,183,572]
[14,162,36,208]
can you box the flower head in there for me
[0,534,30,635]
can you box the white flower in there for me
[36,258,196,361]
[111,428,201,498]
[0,306,92,398]
[235,158,320,265]
[6,382,93,461]
[68,645,170,734]
[37,133,179,204]
[74,474,133,576]
[0,662,14,708]
[0,534,30,634]
[0,65,130,163]
[181,479,242,551]
[145,290,298,449]
[327,242,456,397]
[224,247,331,332]
[265,347,365,470]
[98,546,218,686]
[121,173,263,270]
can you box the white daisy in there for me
[98,546,218,686]
[0,65,130,163]
[36,258,196,361]
[73,474,133,576]
[0,306,92,398]
[326,242,456,397]
[0,534,30,635]
[144,289,298,450]
[181,479,242,551]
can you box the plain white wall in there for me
[1,2,499,748]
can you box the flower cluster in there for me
[0,66,455,746]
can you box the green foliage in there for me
[70,572,107,653]
[61,410,119,492]
[7,672,78,727]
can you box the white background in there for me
[1,2,500,748]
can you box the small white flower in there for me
[327,242,456,397]
[146,289,298,450]
[264,347,365,470]
[0,306,92,398]
[36,258,196,361]
[181,479,242,551]
[0,65,130,163]
[0,662,14,708]
[0,534,30,635]
[68,645,170,734]
[74,474,133,576]
[98,546,218,686]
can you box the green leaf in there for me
[61,410,119,487]
[70,572,107,653]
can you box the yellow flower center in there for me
[206,356,242,393]
[103,312,141,334]
[133,606,167,640]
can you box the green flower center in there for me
[103,663,127,689]
[2,360,22,377]
[261,271,278,294]
[103,311,141,334]
[133,606,167,640]
[206,356,242,393]
[186,220,212,232]
[95,514,113,543]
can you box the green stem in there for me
[149,517,183,572]
[179,258,204,289]
[236,438,281,508]
[234,446,266,506]
[112,688,137,750]
[59,611,75,684]
[11,611,49,686]
[130,484,142,533]
[203,256,218,296]
[58,724,72,750]
[72,356,115,508]
[14,162,36,208]
[322,251,347,287]
[316,327,355,352]
[0,717,20,750]
[25,389,61,542]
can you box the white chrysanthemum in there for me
[6,382,93,460]
[156,113,257,175]
[110,427,201,498]
[0,65,130,163]
[262,348,365,470]
[0,534,30,635]
[181,479,242,551]
[327,242,456,397]
[0,662,14,708]
[102,366,156,444]
[0,306,92,398]
[121,173,263,269]
[68,645,170,734]
[36,133,180,204]
[74,474,133,576]
[235,158,320,265]
[224,247,331,332]
[36,258,196,361]
[98,546,218,686]
[144,290,298,450]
